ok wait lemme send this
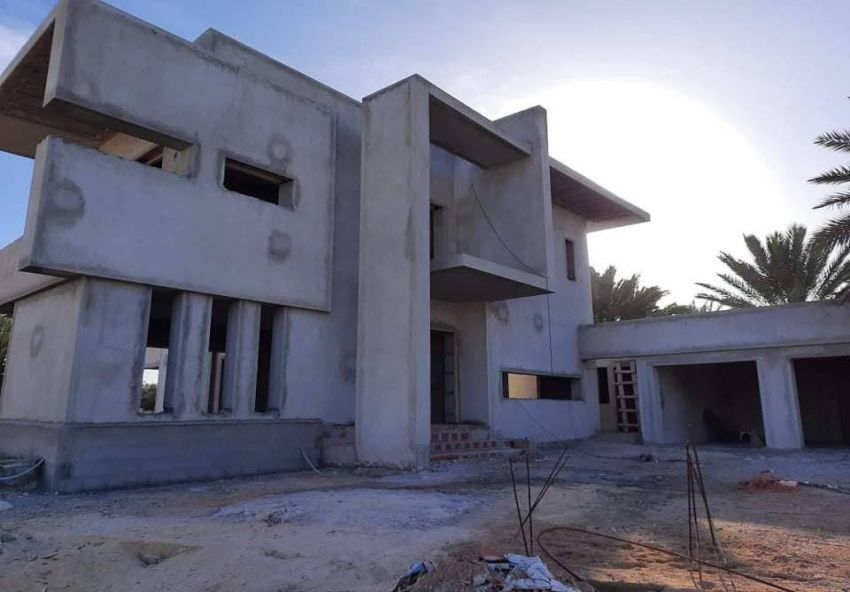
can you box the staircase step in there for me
[430,447,525,463]
[430,424,526,462]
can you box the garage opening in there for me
[657,361,764,445]
[793,356,850,447]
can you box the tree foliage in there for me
[591,265,669,322]
[696,224,850,308]
[0,314,10,384]
[810,115,850,251]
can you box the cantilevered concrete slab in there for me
[430,253,549,302]
[549,157,649,231]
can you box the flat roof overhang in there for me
[549,157,650,232]
[430,253,550,303]
[0,7,189,159]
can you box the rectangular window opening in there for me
[565,239,576,281]
[254,305,277,413]
[223,158,294,208]
[502,372,579,401]
[207,297,231,414]
[139,289,176,414]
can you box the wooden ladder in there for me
[612,360,640,433]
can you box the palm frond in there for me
[814,130,850,152]
[808,164,850,185]
[814,191,850,210]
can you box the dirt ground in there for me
[0,440,847,592]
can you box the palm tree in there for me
[591,266,668,322]
[810,123,850,250]
[0,314,10,386]
[696,224,850,308]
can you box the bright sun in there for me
[492,79,796,303]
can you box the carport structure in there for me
[579,301,850,449]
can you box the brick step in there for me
[430,446,526,463]
[431,425,499,444]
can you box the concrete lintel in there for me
[579,301,850,361]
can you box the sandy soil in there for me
[0,440,847,592]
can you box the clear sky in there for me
[1,0,849,303]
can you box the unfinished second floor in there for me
[0,0,649,318]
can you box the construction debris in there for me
[393,561,433,592]
[738,470,799,492]
[474,553,577,592]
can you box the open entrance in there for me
[793,356,850,447]
[430,329,457,424]
[657,361,764,445]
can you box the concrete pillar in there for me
[223,300,261,417]
[154,350,168,413]
[756,353,804,449]
[635,360,664,444]
[164,292,212,419]
[67,279,151,423]
[268,307,289,413]
[356,78,431,468]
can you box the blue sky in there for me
[1,0,849,302]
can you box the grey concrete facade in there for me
[579,302,850,449]
[8,0,841,491]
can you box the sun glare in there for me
[494,80,794,303]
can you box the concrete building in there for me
[0,0,845,492]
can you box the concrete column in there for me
[164,292,212,419]
[756,353,804,449]
[223,300,261,417]
[635,359,664,444]
[154,350,168,413]
[356,78,431,468]
[67,279,151,423]
[268,307,289,413]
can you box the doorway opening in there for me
[430,329,457,424]
[656,361,764,445]
[793,356,850,447]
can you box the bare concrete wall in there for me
[0,239,62,307]
[20,0,337,311]
[356,78,431,467]
[487,205,598,441]
[0,281,81,422]
[196,30,361,425]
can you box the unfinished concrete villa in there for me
[0,0,848,492]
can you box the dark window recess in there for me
[597,367,610,404]
[565,239,576,281]
[223,158,294,207]
[140,289,176,414]
[207,297,230,414]
[502,372,578,400]
[430,204,443,260]
[254,305,276,413]
[138,146,164,169]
